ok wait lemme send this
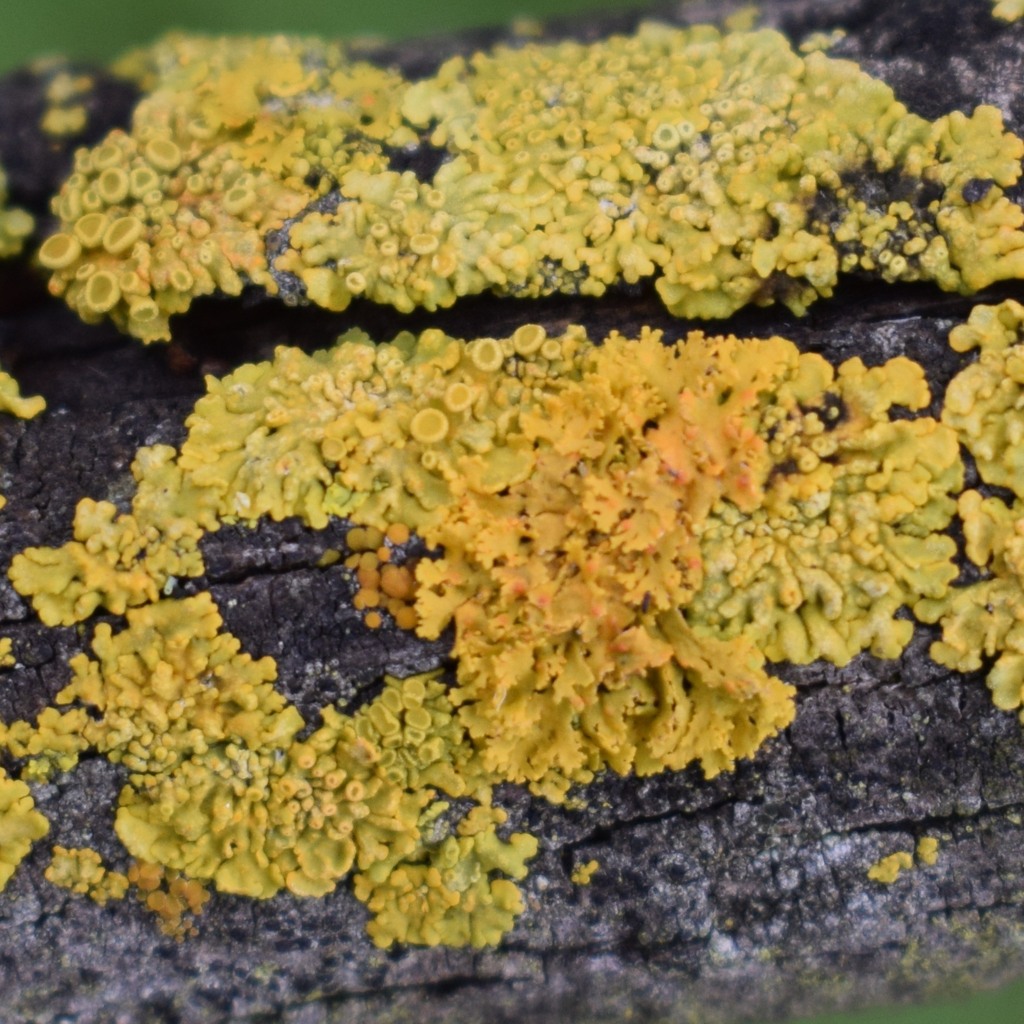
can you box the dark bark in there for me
[1,1,1023,1022]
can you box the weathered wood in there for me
[0,1,1023,1022]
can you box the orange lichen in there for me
[0,768,49,892]
[346,524,420,631]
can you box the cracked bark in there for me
[1,0,1023,1022]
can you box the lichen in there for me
[867,836,940,883]
[45,846,129,905]
[571,858,600,885]
[0,322,968,944]
[916,835,940,866]
[0,165,33,261]
[689,356,961,665]
[868,849,913,884]
[993,0,1024,22]
[127,860,210,939]
[0,767,49,892]
[918,300,1024,723]
[0,638,14,669]
[0,345,46,516]
[9,446,204,625]
[40,69,94,138]
[39,24,1024,340]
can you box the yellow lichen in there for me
[0,165,33,261]
[0,767,49,892]
[916,835,940,866]
[9,446,205,625]
[690,356,961,665]
[45,846,129,905]
[868,849,913,884]
[0,638,14,668]
[993,0,1024,22]
[0,370,46,514]
[0,372,45,422]
[12,324,962,795]
[127,860,210,940]
[918,301,1024,723]
[0,322,968,945]
[40,25,1024,340]
[354,805,537,949]
[571,858,600,885]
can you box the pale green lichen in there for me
[918,300,1024,722]
[571,858,600,885]
[38,25,1024,340]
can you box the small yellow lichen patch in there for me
[0,372,45,422]
[916,836,940,866]
[0,767,49,892]
[41,25,1024,338]
[571,859,599,885]
[354,805,538,949]
[867,836,940,883]
[868,850,914,884]
[0,369,45,513]
[993,0,1024,22]
[0,706,90,780]
[0,638,14,668]
[0,165,33,260]
[45,846,129,905]
[40,69,93,138]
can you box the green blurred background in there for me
[0,1,1021,1022]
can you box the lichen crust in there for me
[37,24,1024,341]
